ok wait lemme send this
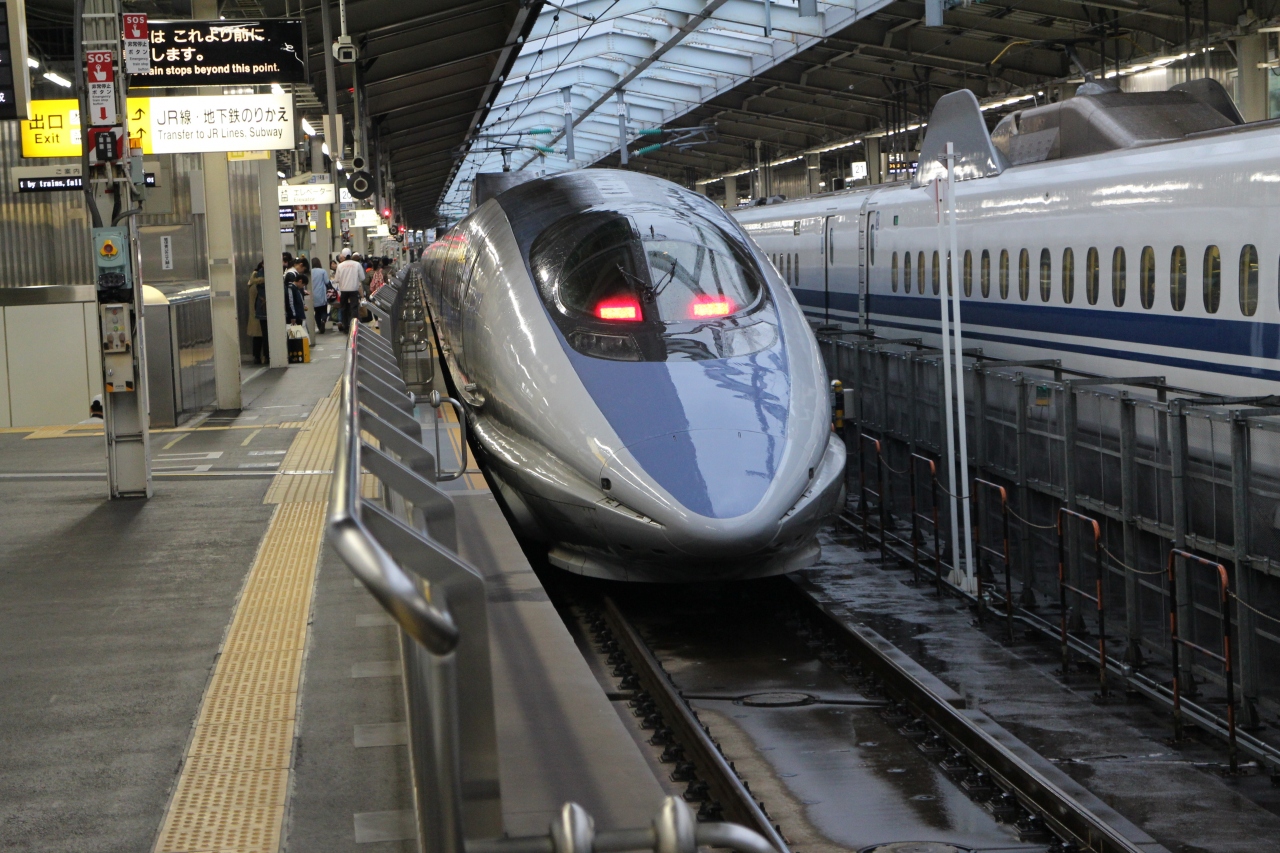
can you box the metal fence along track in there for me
[820,331,1280,772]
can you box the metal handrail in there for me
[429,390,469,482]
[467,797,776,853]
[328,323,459,655]
[330,275,776,853]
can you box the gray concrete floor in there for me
[0,346,345,853]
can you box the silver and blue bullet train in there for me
[419,170,845,582]
[737,81,1280,397]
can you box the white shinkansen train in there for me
[736,81,1280,396]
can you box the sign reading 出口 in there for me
[129,20,306,87]
[21,94,294,157]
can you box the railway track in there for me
[554,575,1168,853]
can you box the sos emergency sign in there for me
[86,51,116,124]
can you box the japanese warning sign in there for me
[86,51,117,125]
[128,20,306,87]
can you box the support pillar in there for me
[724,174,738,209]
[806,153,821,195]
[866,137,883,184]
[193,0,249,401]
[1237,34,1268,122]
[203,151,248,402]
[258,156,288,367]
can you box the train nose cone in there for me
[626,428,781,519]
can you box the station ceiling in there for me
[28,0,1256,225]
[438,0,1253,216]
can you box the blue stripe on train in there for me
[791,288,1280,361]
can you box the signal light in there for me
[595,296,642,322]
[689,295,735,318]
[382,208,392,218]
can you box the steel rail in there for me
[788,580,1167,853]
[601,597,792,853]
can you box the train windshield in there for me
[531,205,776,362]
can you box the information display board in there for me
[129,20,306,87]
[22,94,293,157]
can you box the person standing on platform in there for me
[334,249,366,333]
[284,258,309,326]
[310,256,332,333]
[247,261,269,364]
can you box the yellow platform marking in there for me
[164,432,191,450]
[19,423,105,439]
[240,429,261,447]
[6,423,302,439]
[154,392,338,853]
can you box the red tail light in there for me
[595,296,642,322]
[689,294,735,318]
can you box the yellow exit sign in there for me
[20,99,82,157]
[22,98,155,158]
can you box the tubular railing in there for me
[1056,508,1108,697]
[973,478,1013,640]
[1167,549,1237,770]
[910,453,944,597]
[329,270,777,853]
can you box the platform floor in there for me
[0,329,662,852]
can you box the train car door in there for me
[822,215,835,323]
[858,201,879,329]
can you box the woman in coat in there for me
[247,262,268,364]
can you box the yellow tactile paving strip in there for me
[153,392,337,853]
[5,423,297,439]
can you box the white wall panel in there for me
[5,303,93,426]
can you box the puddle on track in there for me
[628,592,1040,853]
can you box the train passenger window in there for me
[999,250,1010,299]
[1139,246,1155,309]
[794,253,799,286]
[904,251,912,293]
[784,253,791,286]
[1112,247,1126,307]
[1039,249,1051,302]
[1240,244,1259,316]
[1062,248,1075,304]
[1086,248,1100,305]
[1203,245,1221,313]
[1018,249,1030,301]
[1170,246,1187,311]
[981,250,991,298]
[932,251,940,296]
[946,252,953,296]
[918,251,925,294]
[891,252,898,292]
[963,250,973,297]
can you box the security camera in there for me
[333,35,358,64]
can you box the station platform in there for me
[0,328,662,852]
